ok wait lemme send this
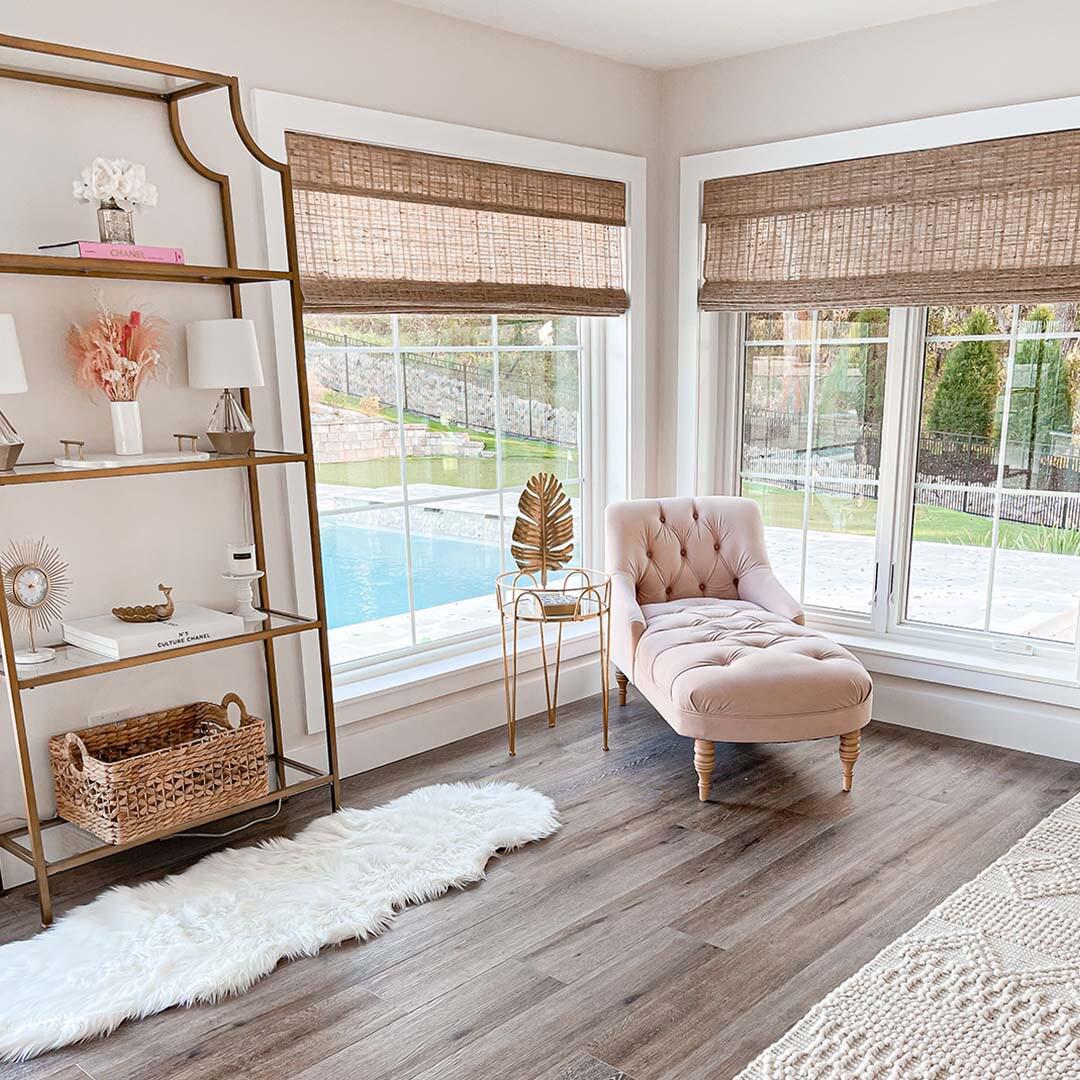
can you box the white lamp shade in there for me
[0,315,28,396]
[186,319,265,390]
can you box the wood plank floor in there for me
[3,691,1080,1080]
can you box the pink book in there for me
[39,241,185,264]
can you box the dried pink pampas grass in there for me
[67,295,167,403]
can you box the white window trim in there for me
[675,93,1080,705]
[251,90,646,728]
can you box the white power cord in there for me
[173,799,283,839]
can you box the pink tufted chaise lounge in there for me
[605,497,872,800]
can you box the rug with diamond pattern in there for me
[735,791,1080,1079]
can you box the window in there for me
[739,309,890,616]
[680,102,1080,691]
[906,304,1080,644]
[306,313,585,669]
[733,303,1080,662]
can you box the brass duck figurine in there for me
[112,584,175,623]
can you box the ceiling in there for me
[392,0,998,70]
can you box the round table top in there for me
[496,567,610,623]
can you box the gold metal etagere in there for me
[0,34,342,926]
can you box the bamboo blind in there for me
[286,132,629,315]
[699,130,1080,310]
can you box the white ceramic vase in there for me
[110,400,144,456]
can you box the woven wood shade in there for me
[700,130,1080,310]
[286,132,629,315]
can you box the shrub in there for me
[927,308,1000,437]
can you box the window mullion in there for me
[492,315,506,574]
[797,312,821,606]
[391,314,418,647]
[982,305,1021,632]
[870,307,914,635]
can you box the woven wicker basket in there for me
[49,693,269,845]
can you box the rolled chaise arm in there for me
[610,570,646,685]
[736,566,804,625]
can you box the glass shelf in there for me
[3,610,319,689]
[0,253,291,285]
[0,757,331,873]
[0,34,230,100]
[0,448,307,486]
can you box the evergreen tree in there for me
[1010,305,1073,452]
[927,308,1000,437]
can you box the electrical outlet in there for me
[87,706,136,727]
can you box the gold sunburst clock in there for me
[1,537,71,664]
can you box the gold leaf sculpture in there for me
[112,584,175,623]
[511,473,574,586]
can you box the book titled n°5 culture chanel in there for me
[62,604,245,660]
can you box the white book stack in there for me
[62,603,247,660]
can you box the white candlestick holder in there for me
[222,570,266,624]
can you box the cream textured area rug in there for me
[736,790,1080,1079]
[0,781,558,1062]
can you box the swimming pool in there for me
[320,517,503,629]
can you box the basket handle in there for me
[219,692,250,730]
[65,732,90,772]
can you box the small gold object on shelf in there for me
[511,472,574,586]
[111,583,175,623]
[173,433,200,453]
[59,438,86,461]
[1,537,71,665]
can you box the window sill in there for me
[822,622,1080,708]
[331,622,599,722]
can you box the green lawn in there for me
[315,400,578,490]
[743,482,1080,553]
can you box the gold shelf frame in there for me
[0,33,342,926]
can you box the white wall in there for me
[654,0,1080,494]
[0,0,661,881]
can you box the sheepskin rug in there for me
[0,780,559,1061]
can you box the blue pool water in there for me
[321,518,503,629]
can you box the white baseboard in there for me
[296,650,608,779]
[870,672,1080,762]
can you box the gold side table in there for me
[496,568,612,756]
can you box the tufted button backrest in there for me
[605,496,773,607]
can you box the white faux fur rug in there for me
[736,788,1080,1078]
[0,780,559,1061]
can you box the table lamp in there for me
[186,318,265,453]
[0,315,28,470]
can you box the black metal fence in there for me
[744,406,1080,530]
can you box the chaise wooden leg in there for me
[615,670,628,707]
[839,730,861,793]
[693,739,715,802]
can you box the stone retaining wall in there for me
[308,348,578,446]
[311,404,485,463]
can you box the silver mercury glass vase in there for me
[97,199,135,244]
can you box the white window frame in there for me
[252,90,646,726]
[676,94,1080,705]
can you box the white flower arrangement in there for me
[72,158,158,211]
